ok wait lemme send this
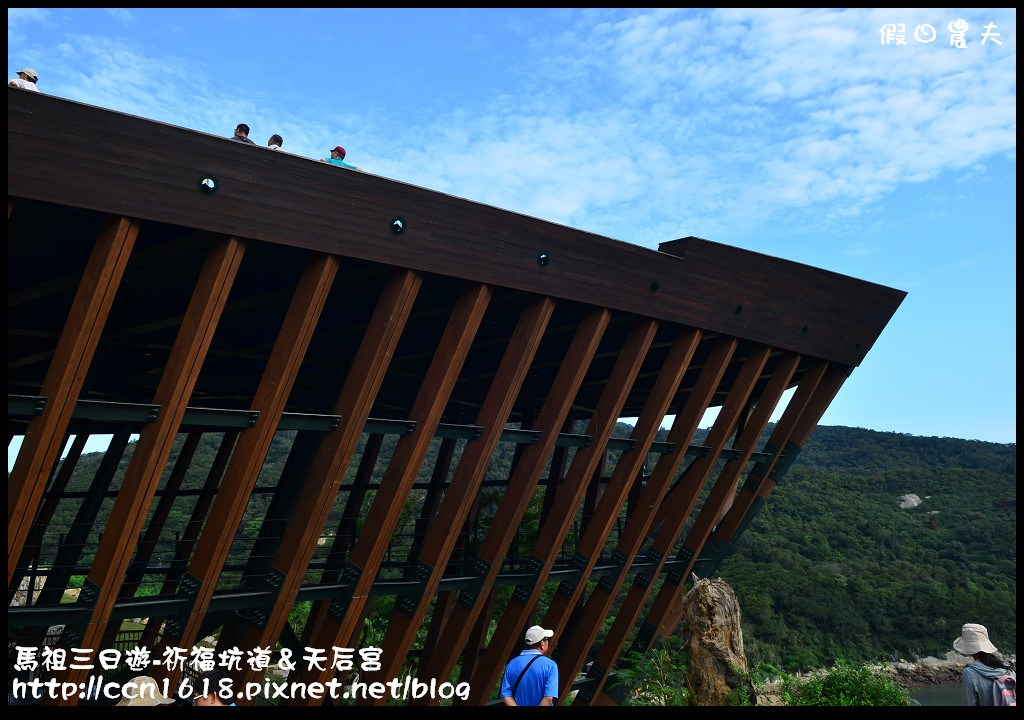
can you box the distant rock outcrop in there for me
[896,493,923,509]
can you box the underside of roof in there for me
[7,88,904,707]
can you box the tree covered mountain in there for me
[717,426,1016,670]
[24,424,1015,673]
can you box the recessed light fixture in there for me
[198,175,219,194]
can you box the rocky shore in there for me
[880,651,1016,687]
[753,651,1016,704]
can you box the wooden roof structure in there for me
[7,88,905,706]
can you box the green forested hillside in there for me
[28,424,1015,673]
[717,426,1016,670]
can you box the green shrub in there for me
[613,634,690,706]
[780,660,911,706]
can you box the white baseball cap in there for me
[525,625,554,645]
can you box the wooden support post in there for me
[8,216,140,585]
[408,436,458,565]
[580,454,606,535]
[141,430,239,648]
[301,433,385,648]
[422,590,457,661]
[550,336,737,704]
[10,433,88,604]
[538,328,700,639]
[33,432,132,609]
[463,318,657,704]
[121,430,204,594]
[538,421,572,527]
[278,283,492,702]
[101,430,204,648]
[572,344,771,705]
[459,587,497,685]
[239,429,324,586]
[42,236,245,705]
[409,307,610,704]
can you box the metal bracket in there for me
[161,572,201,642]
[555,552,590,597]
[238,567,286,630]
[769,440,802,483]
[456,556,491,608]
[511,555,544,604]
[396,560,433,616]
[327,563,364,621]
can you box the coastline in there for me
[754,651,1016,705]
[879,651,1016,687]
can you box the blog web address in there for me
[10,643,471,704]
[12,675,471,703]
[12,675,468,704]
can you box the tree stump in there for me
[680,577,757,705]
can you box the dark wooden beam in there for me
[463,318,658,704]
[8,216,140,584]
[551,336,737,704]
[370,296,555,685]
[43,236,245,704]
[283,283,492,702]
[411,307,610,703]
[572,344,771,705]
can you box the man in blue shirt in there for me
[500,625,558,706]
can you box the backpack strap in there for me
[511,654,543,704]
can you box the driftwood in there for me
[680,577,757,705]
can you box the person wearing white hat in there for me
[953,623,1015,706]
[115,675,175,707]
[499,624,559,706]
[9,67,39,91]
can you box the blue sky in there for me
[7,8,1016,457]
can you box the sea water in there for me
[907,682,962,706]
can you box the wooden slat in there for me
[463,318,658,704]
[281,283,492,701]
[572,345,771,705]
[43,236,245,704]
[410,307,611,702]
[550,336,737,703]
[370,296,555,684]
[8,215,140,584]
[538,327,700,637]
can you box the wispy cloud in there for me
[8,8,1017,252]
[103,8,135,24]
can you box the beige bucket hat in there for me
[116,675,175,706]
[953,622,998,655]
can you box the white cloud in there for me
[103,8,135,24]
[10,9,1016,252]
